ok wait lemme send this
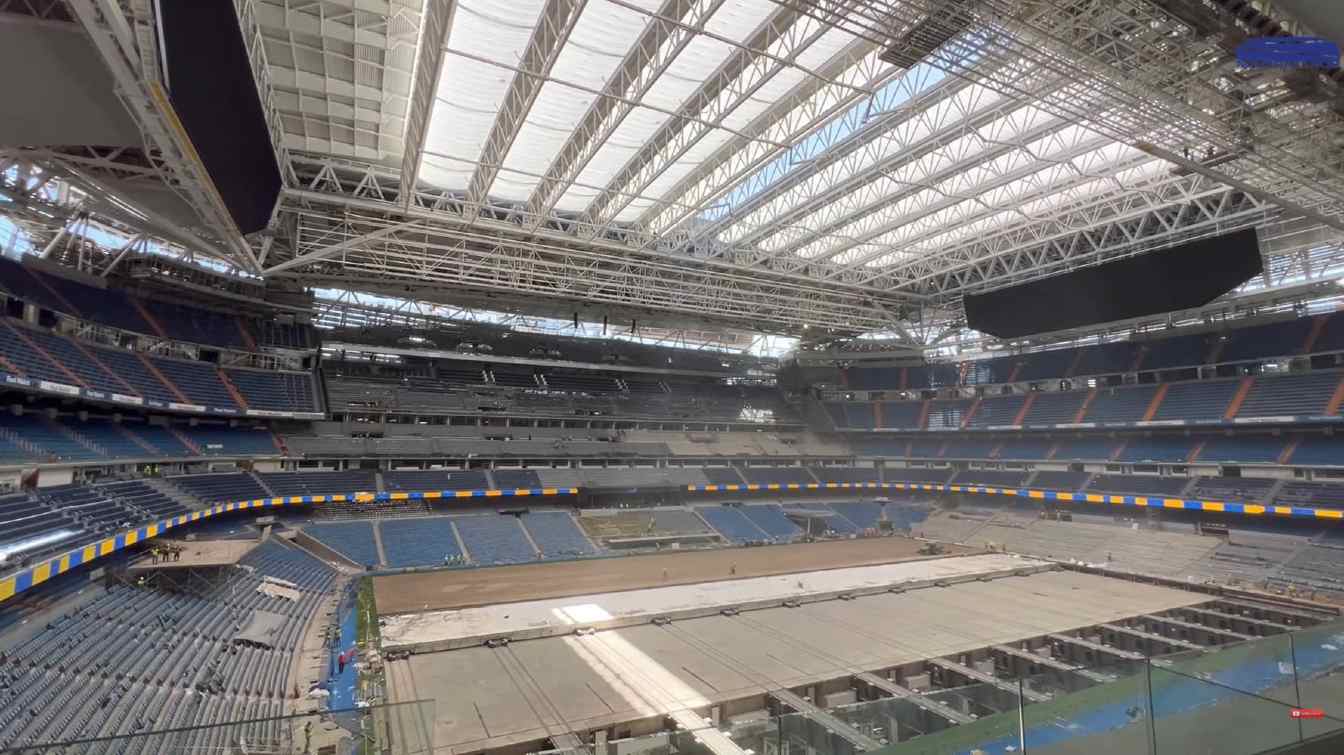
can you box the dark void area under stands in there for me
[964,228,1263,338]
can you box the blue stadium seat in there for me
[696,506,769,543]
[522,511,598,558]
[306,521,380,567]
[1116,436,1193,463]
[454,514,537,564]
[1236,372,1340,419]
[739,505,802,541]
[380,517,465,568]
[384,470,489,491]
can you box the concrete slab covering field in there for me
[381,553,1045,650]
[373,537,972,615]
[385,565,1210,754]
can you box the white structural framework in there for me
[11,0,1344,335]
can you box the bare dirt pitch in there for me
[373,537,975,615]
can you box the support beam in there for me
[854,672,974,726]
[462,0,586,213]
[1139,614,1253,643]
[1046,633,1145,662]
[400,0,456,208]
[1170,605,1293,635]
[1097,623,1206,653]
[991,644,1113,685]
[925,657,1052,703]
[101,233,145,277]
[1134,141,1344,235]
[264,220,420,276]
[771,688,884,751]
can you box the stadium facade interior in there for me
[2,0,1344,753]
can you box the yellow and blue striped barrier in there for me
[0,486,579,605]
[685,481,1344,522]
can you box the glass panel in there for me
[1020,658,1151,754]
[1287,620,1344,741]
[1150,664,1301,755]
[877,680,1022,754]
[1153,631,1299,706]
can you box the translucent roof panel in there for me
[494,2,649,202]
[559,34,738,212]
[420,0,549,188]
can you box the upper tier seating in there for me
[877,400,923,429]
[1236,372,1341,418]
[1021,391,1088,425]
[225,370,318,413]
[1218,318,1316,364]
[696,505,769,543]
[740,467,815,486]
[259,471,376,497]
[1152,380,1239,422]
[925,399,971,430]
[454,514,537,564]
[1084,385,1159,423]
[169,473,270,503]
[1115,437,1194,463]
[942,438,997,459]
[521,511,598,558]
[1048,438,1118,460]
[1086,475,1188,497]
[965,395,1028,428]
[909,438,942,457]
[1198,436,1285,464]
[380,517,464,568]
[152,359,237,408]
[996,437,1054,460]
[1288,437,1344,467]
[1069,342,1135,377]
[0,256,315,352]
[92,347,177,403]
[1137,333,1209,371]
[1030,471,1090,492]
[542,370,620,393]
[383,470,489,492]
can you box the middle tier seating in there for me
[259,471,376,497]
[1086,474,1188,497]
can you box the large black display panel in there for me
[963,228,1263,338]
[156,0,281,235]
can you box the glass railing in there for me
[8,621,1343,755]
